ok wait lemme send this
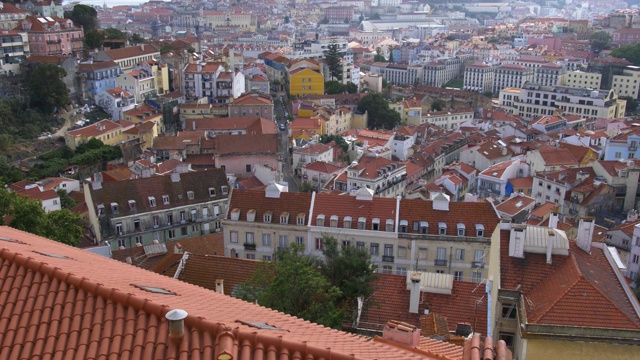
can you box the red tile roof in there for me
[227,189,312,226]
[399,199,498,237]
[0,226,435,360]
[104,44,160,60]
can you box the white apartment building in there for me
[533,63,566,87]
[492,64,534,94]
[463,62,493,93]
[563,70,602,89]
[421,108,475,130]
[347,153,407,198]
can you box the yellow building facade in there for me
[288,68,324,97]
[65,119,124,150]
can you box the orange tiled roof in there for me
[104,44,160,60]
[0,226,436,360]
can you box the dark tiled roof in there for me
[89,169,228,217]
[0,226,435,360]
[227,189,312,226]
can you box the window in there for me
[168,229,176,239]
[162,195,170,204]
[230,231,238,243]
[246,253,256,260]
[382,265,392,274]
[208,188,216,197]
[413,221,420,231]
[455,248,465,261]
[457,223,465,236]
[316,214,325,227]
[418,247,428,259]
[501,304,517,319]
[385,219,394,232]
[280,213,289,224]
[181,227,188,236]
[472,271,482,283]
[384,244,393,256]
[262,255,272,261]
[436,247,446,262]
[396,267,407,276]
[187,191,194,200]
[118,239,126,248]
[419,221,429,234]
[343,216,352,229]
[179,210,186,223]
[295,236,304,246]
[474,249,484,265]
[633,254,640,264]
[399,220,408,233]
[278,235,288,248]
[111,202,119,213]
[499,333,515,350]
[372,218,380,231]
[246,164,252,172]
[262,233,271,246]
[264,212,272,223]
[213,205,220,217]
[357,217,366,230]
[330,215,338,227]
[454,271,463,281]
[370,243,379,256]
[297,214,305,225]
[115,222,123,235]
[221,186,228,195]
[97,205,105,216]
[245,232,255,244]
[436,269,445,274]
[148,197,156,207]
[315,238,324,250]
[438,222,447,235]
[476,224,485,237]
[356,241,365,250]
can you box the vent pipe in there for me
[165,309,188,341]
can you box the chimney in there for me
[548,207,559,229]
[382,321,421,348]
[409,272,421,314]
[577,217,595,253]
[628,209,638,222]
[165,309,188,341]
[174,243,183,254]
[546,229,555,264]
[508,225,526,258]
[502,146,507,156]
[91,172,103,190]
[215,279,224,294]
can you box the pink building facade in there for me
[18,15,83,56]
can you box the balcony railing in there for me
[435,259,448,266]
[244,243,256,251]
[382,255,394,262]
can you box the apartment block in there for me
[612,66,640,100]
[492,64,534,94]
[563,70,602,89]
[463,62,493,93]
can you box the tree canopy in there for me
[325,39,343,81]
[84,29,105,49]
[589,31,612,52]
[104,27,127,40]
[28,64,69,114]
[319,133,349,152]
[325,80,357,95]
[67,4,99,33]
[357,93,402,129]
[0,188,83,246]
[611,43,640,66]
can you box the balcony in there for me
[382,255,394,262]
[435,259,447,266]
[472,261,485,268]
[243,243,256,251]
[46,39,61,44]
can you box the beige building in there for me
[564,70,602,89]
[96,44,160,71]
[224,185,500,281]
[65,119,123,150]
[201,10,255,32]
[421,108,474,130]
[612,66,640,100]
[492,64,534,94]
[464,62,493,93]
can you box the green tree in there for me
[130,33,146,44]
[446,34,456,41]
[236,245,344,328]
[371,12,381,20]
[44,209,83,246]
[0,156,24,185]
[85,29,105,49]
[611,43,640,66]
[0,133,12,151]
[373,46,386,62]
[56,189,77,209]
[590,31,612,52]
[388,45,394,63]
[28,64,69,114]
[319,133,349,152]
[621,96,639,115]
[325,39,343,81]
[320,236,377,323]
[299,182,313,192]
[345,82,358,94]
[431,99,446,111]
[325,80,346,94]
[634,276,640,301]
[104,27,127,40]
[357,93,401,129]
[67,4,99,33]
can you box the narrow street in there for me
[274,96,299,192]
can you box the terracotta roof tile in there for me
[104,44,160,60]
[0,226,435,360]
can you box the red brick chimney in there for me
[382,320,421,348]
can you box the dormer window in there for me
[385,219,394,232]
[297,213,306,225]
[316,214,325,227]
[230,208,240,221]
[247,209,256,222]
[97,204,105,216]
[280,212,289,224]
[399,220,408,233]
[476,224,485,237]
[457,223,466,236]
[439,222,447,235]
[221,186,229,195]
[372,218,380,231]
[264,211,272,223]
[330,215,339,228]
[209,187,216,197]
[187,191,194,200]
[128,200,136,211]
[358,217,366,230]
[162,195,170,204]
[344,216,352,229]
[148,196,156,207]
[420,221,429,234]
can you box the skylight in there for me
[32,251,71,259]
[0,237,27,244]
[132,284,177,295]
[236,320,285,331]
